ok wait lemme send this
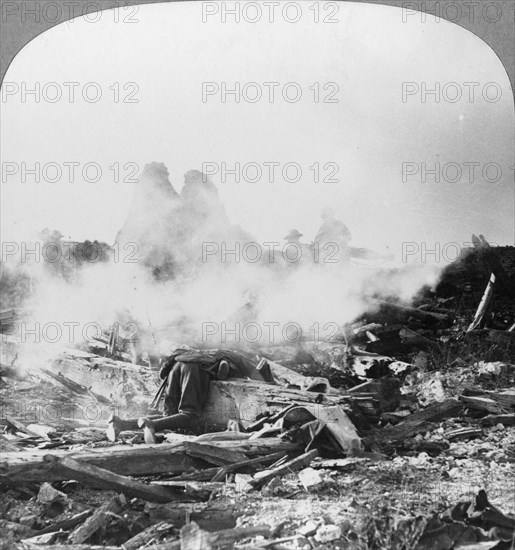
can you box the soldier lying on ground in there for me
[106,348,264,444]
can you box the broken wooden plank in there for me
[150,481,224,495]
[446,427,483,441]
[170,451,288,482]
[480,414,515,427]
[68,495,126,544]
[251,449,318,488]
[468,273,496,331]
[49,456,192,503]
[380,410,412,425]
[209,451,287,482]
[40,368,90,395]
[184,441,248,466]
[459,395,504,414]
[122,520,176,550]
[37,510,93,535]
[310,457,370,469]
[380,399,463,442]
[0,438,301,482]
[397,399,462,424]
[485,389,515,410]
[5,416,43,438]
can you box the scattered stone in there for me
[298,467,324,492]
[388,361,411,375]
[408,452,431,467]
[416,374,447,405]
[476,361,506,379]
[314,524,342,543]
[413,351,429,371]
[19,514,42,529]
[37,482,69,517]
[298,520,318,537]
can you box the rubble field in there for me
[1,234,514,550]
[1,332,514,548]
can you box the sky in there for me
[1,0,514,257]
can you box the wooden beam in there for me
[37,510,93,535]
[459,395,503,414]
[0,439,301,483]
[380,399,463,442]
[172,451,288,482]
[5,416,43,438]
[183,441,248,466]
[68,495,125,545]
[468,273,496,331]
[210,451,287,482]
[51,456,195,503]
[251,449,318,488]
[480,414,515,427]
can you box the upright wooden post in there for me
[468,273,496,331]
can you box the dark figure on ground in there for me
[107,348,262,443]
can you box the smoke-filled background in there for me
[2,162,440,357]
[0,2,513,356]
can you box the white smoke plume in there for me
[1,162,443,366]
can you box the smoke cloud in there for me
[1,162,443,362]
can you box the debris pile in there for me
[1,229,514,548]
[1,334,514,548]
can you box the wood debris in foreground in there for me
[172,451,288,482]
[121,520,176,550]
[183,441,248,466]
[68,495,126,545]
[48,456,195,503]
[0,438,301,483]
[378,398,463,443]
[251,449,319,488]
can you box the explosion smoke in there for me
[1,162,442,363]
